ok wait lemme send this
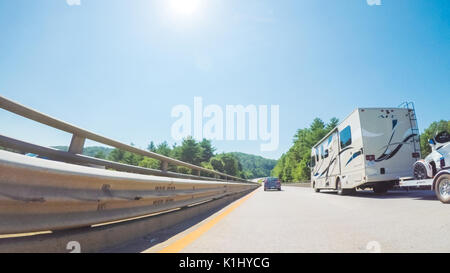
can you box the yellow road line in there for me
[157,190,257,253]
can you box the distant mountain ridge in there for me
[227,152,277,179]
[52,146,114,158]
[51,146,277,179]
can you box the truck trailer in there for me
[399,170,450,204]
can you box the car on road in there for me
[25,153,49,160]
[264,177,281,191]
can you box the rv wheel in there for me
[435,174,450,204]
[337,180,345,195]
[373,184,388,195]
[313,182,320,193]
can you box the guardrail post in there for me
[161,160,168,172]
[68,134,85,154]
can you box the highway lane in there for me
[145,186,450,253]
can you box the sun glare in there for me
[169,0,202,16]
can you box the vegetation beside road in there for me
[51,146,113,158]
[3,119,447,182]
[271,118,339,182]
[420,120,449,158]
[227,152,277,178]
[272,118,450,182]
[52,137,276,179]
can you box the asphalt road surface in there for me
[143,186,450,253]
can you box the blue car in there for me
[264,177,281,191]
[25,153,49,160]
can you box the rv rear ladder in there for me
[399,101,421,157]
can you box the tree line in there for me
[93,137,274,179]
[272,118,449,182]
[271,118,339,182]
[420,120,449,158]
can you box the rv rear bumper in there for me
[365,172,412,184]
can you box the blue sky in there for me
[0,0,448,159]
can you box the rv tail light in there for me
[440,158,446,169]
[412,152,420,158]
[366,155,375,161]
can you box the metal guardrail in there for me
[0,95,247,182]
[0,150,257,234]
[0,188,254,252]
[0,95,259,236]
[0,134,225,182]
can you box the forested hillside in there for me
[272,118,450,182]
[228,152,277,179]
[52,146,114,158]
[53,138,275,179]
[271,118,339,182]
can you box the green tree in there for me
[219,153,240,176]
[420,120,450,158]
[177,166,191,174]
[179,136,202,165]
[95,137,277,179]
[147,141,156,152]
[326,117,339,131]
[139,157,160,169]
[228,152,277,178]
[271,117,338,182]
[199,139,215,163]
[94,151,106,159]
[156,141,171,156]
[108,149,126,162]
[122,151,142,166]
[200,161,215,177]
[210,157,224,173]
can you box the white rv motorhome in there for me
[310,106,421,195]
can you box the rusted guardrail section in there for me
[0,95,248,182]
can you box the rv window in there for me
[324,149,329,158]
[340,126,352,149]
[320,145,324,159]
[310,156,316,167]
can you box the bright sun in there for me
[169,0,202,16]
